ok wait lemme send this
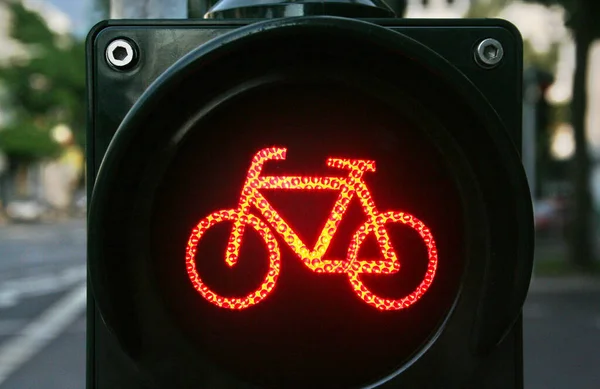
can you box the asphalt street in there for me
[0,219,86,389]
[0,219,598,389]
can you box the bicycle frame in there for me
[226,147,400,274]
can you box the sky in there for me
[46,0,94,35]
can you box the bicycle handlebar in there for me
[249,147,377,178]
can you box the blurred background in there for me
[0,0,598,388]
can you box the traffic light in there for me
[87,7,534,389]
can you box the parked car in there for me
[5,198,46,223]
[534,196,568,235]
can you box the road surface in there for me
[0,219,86,389]
[0,219,598,388]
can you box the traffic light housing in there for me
[87,16,534,389]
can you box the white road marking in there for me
[0,283,86,385]
[0,266,86,308]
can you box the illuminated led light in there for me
[185,210,281,310]
[347,212,438,311]
[185,147,438,311]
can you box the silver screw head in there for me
[106,39,137,69]
[475,38,504,68]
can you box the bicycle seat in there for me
[327,158,376,172]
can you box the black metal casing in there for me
[86,17,534,389]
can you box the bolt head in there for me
[106,39,136,69]
[475,38,504,68]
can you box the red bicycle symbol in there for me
[185,147,438,311]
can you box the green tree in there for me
[523,0,599,269]
[0,2,86,163]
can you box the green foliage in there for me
[0,122,61,162]
[8,0,55,46]
[0,2,86,161]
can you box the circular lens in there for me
[151,80,465,388]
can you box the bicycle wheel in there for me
[185,209,281,309]
[346,211,438,311]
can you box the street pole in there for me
[523,68,538,278]
[523,69,538,200]
[110,0,187,18]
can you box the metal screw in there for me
[474,38,504,69]
[106,39,137,70]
